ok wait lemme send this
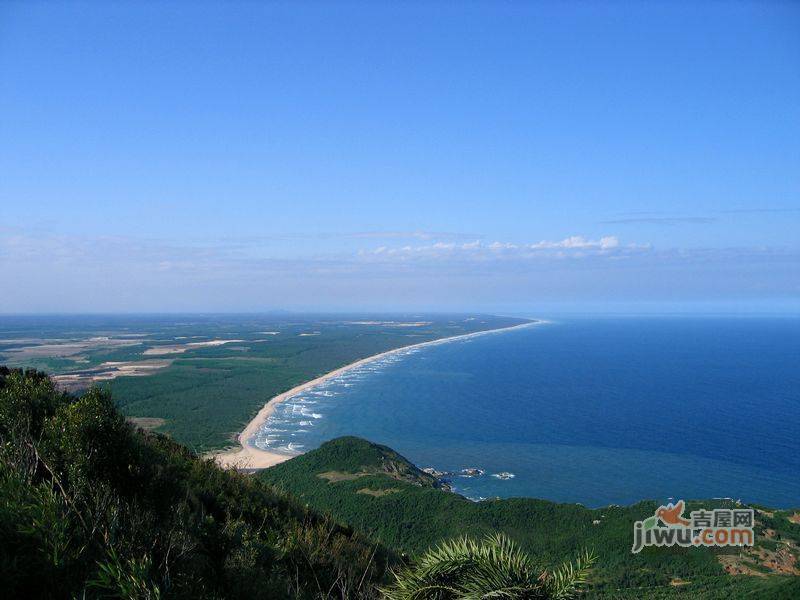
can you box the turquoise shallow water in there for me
[256,317,800,508]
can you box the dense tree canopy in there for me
[0,366,392,599]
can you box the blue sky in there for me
[1,2,798,313]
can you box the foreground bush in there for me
[382,533,595,600]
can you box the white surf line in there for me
[214,319,545,469]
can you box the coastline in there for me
[213,319,540,470]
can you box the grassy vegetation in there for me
[260,437,800,598]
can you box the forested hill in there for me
[0,366,394,598]
[260,437,800,598]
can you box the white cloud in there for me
[1,227,795,312]
[530,235,620,249]
[358,236,639,262]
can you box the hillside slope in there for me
[0,368,394,599]
[260,437,800,598]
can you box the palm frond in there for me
[381,533,594,600]
[539,549,597,600]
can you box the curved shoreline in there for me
[213,320,540,470]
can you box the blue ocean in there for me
[258,318,800,508]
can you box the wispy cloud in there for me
[601,217,716,225]
[719,208,800,214]
[211,230,482,245]
[359,236,639,262]
[1,228,797,312]
[345,231,482,241]
[6,230,792,276]
[603,207,800,224]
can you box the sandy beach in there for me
[213,320,538,470]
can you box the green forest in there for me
[1,366,396,598]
